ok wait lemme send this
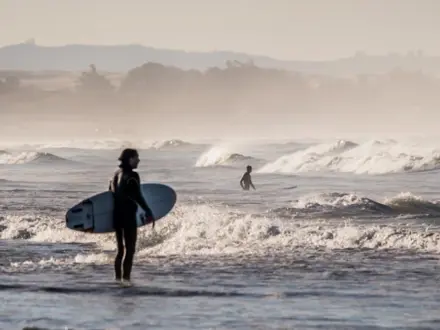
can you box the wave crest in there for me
[135,203,440,256]
[271,192,440,219]
[0,152,74,165]
[2,201,440,264]
[195,146,256,167]
[258,139,440,175]
[150,139,194,150]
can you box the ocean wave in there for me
[195,145,259,167]
[271,192,440,219]
[2,202,440,262]
[384,192,440,215]
[0,151,76,165]
[15,138,199,152]
[149,139,196,150]
[257,139,440,175]
[35,139,141,150]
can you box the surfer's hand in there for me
[145,214,155,228]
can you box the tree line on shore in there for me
[1,60,440,113]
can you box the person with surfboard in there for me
[240,165,256,191]
[109,148,155,285]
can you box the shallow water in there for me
[1,138,440,329]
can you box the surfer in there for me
[240,165,256,191]
[109,148,155,285]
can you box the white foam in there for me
[195,145,233,167]
[384,192,425,204]
[195,144,254,167]
[37,139,144,150]
[149,139,192,150]
[2,202,440,266]
[258,139,440,175]
[0,151,42,164]
[8,253,110,272]
[0,214,115,249]
[292,192,364,209]
[73,253,110,264]
[132,204,440,257]
[3,138,195,151]
[10,257,67,269]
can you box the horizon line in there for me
[0,41,438,63]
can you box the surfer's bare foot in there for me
[120,279,132,287]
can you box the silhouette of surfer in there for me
[240,165,256,191]
[109,148,154,286]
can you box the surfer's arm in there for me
[127,174,154,219]
[109,170,120,192]
[239,174,245,189]
[249,178,256,190]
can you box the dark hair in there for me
[118,148,139,163]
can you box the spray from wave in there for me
[0,152,76,165]
[6,138,198,152]
[258,139,440,175]
[2,198,440,271]
[32,139,139,150]
[149,139,196,150]
[195,145,258,167]
[271,192,440,219]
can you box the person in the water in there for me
[109,148,154,286]
[240,165,256,191]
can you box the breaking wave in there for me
[149,139,196,150]
[257,139,440,175]
[9,138,199,151]
[2,198,440,266]
[195,145,258,167]
[0,152,76,165]
[29,139,139,150]
[271,192,440,219]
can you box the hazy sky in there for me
[1,0,439,60]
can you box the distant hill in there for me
[1,43,440,76]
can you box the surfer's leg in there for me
[114,228,124,280]
[122,226,137,281]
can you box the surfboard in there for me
[65,183,177,233]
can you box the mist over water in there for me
[2,42,440,329]
[0,134,440,329]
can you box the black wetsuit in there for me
[109,165,153,281]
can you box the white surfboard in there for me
[65,183,177,233]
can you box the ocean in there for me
[1,137,440,329]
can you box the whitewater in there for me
[1,137,440,329]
